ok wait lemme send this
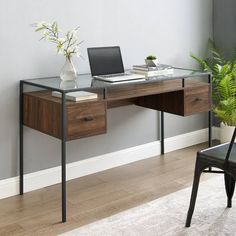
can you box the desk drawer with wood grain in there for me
[135,82,210,116]
[67,101,107,140]
[184,86,210,115]
[23,91,107,140]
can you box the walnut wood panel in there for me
[106,80,183,101]
[67,102,107,140]
[23,94,60,138]
[136,82,210,116]
[184,85,210,115]
[136,90,185,115]
[23,91,107,140]
[107,98,139,108]
[23,80,210,140]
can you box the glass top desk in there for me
[20,68,212,223]
[22,67,209,91]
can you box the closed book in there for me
[132,68,174,77]
[52,91,98,102]
[133,64,172,71]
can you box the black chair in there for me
[185,127,236,227]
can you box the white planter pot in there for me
[145,59,158,67]
[220,122,235,143]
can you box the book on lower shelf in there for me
[132,64,174,77]
[52,91,98,102]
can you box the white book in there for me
[132,68,174,77]
[133,64,173,71]
[52,91,98,102]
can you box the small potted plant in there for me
[145,55,158,67]
[192,39,236,143]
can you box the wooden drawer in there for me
[67,101,106,140]
[23,91,107,140]
[184,86,210,115]
[135,83,210,116]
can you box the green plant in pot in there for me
[192,39,236,143]
[145,55,158,67]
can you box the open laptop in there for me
[87,46,145,82]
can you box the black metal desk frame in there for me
[19,70,212,223]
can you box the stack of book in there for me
[52,91,98,102]
[132,64,174,77]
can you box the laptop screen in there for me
[87,46,124,76]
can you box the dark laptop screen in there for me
[87,46,124,76]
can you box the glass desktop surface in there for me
[22,68,210,92]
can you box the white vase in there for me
[220,122,235,143]
[60,56,77,81]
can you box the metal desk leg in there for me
[61,92,67,223]
[160,111,164,155]
[19,81,24,195]
[208,74,212,172]
[208,110,212,147]
[208,74,212,148]
[207,110,213,172]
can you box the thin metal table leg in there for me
[61,92,67,223]
[208,110,212,147]
[19,81,24,195]
[160,111,164,155]
[208,74,212,171]
[208,74,212,148]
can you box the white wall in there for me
[0,0,212,180]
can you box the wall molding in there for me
[0,127,219,200]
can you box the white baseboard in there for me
[0,127,219,200]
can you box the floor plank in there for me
[0,143,217,235]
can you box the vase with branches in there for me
[192,39,236,142]
[34,21,83,81]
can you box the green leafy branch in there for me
[33,21,82,58]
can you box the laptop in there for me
[87,46,145,82]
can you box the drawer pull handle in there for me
[194,97,202,102]
[84,117,94,122]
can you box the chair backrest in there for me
[224,126,236,164]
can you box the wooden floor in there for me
[0,143,217,236]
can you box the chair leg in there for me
[185,161,202,227]
[224,173,235,208]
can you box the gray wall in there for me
[213,0,236,59]
[0,0,213,180]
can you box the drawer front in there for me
[184,86,210,115]
[106,80,182,100]
[67,101,107,140]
